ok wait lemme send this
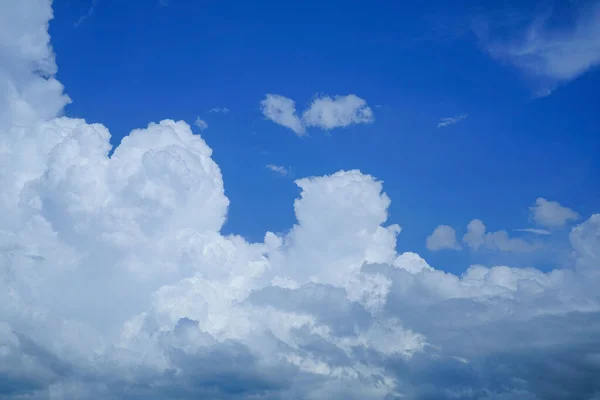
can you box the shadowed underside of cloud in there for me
[1,1,600,399]
[477,2,600,96]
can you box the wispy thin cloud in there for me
[437,114,468,128]
[194,117,208,131]
[209,107,230,114]
[476,3,600,96]
[74,0,98,28]
[515,228,552,235]
[266,164,290,176]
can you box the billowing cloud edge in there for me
[1,1,600,399]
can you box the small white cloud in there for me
[426,225,461,251]
[530,198,579,229]
[194,117,208,131]
[514,228,552,235]
[478,4,600,95]
[302,94,374,130]
[209,107,230,114]
[260,94,373,135]
[260,94,305,136]
[266,164,289,176]
[437,114,468,128]
[463,219,539,252]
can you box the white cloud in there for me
[260,94,305,135]
[1,1,600,399]
[463,219,539,252]
[479,3,600,95]
[437,114,467,128]
[426,225,461,251]
[208,107,230,114]
[530,197,580,229]
[302,94,374,130]
[193,117,208,131]
[260,94,373,135]
[514,228,551,235]
[266,164,289,176]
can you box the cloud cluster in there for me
[1,1,600,399]
[478,3,600,95]
[260,94,373,136]
[427,197,580,253]
[463,219,540,252]
[427,220,538,253]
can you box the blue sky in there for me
[49,0,600,274]
[2,0,600,398]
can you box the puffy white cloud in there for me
[266,164,289,176]
[437,114,467,128]
[193,117,208,131]
[463,219,539,252]
[260,94,304,135]
[302,94,373,130]
[260,94,373,135]
[530,197,580,229]
[1,1,600,399]
[426,225,461,251]
[478,3,600,95]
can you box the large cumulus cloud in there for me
[1,1,599,399]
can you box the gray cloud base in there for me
[1,1,600,399]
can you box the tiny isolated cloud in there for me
[260,94,373,136]
[426,225,461,251]
[477,3,600,95]
[194,117,208,131]
[266,164,289,176]
[530,197,579,229]
[209,107,230,114]
[437,114,467,128]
